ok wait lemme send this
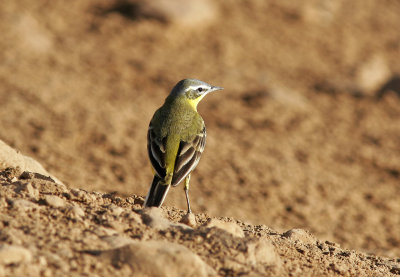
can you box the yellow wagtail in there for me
[144,79,223,213]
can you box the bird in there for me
[143,78,223,214]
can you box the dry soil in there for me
[1,0,400,276]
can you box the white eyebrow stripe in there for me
[185,85,207,92]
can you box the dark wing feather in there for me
[171,126,206,186]
[147,126,166,178]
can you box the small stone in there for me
[356,54,391,95]
[38,256,47,267]
[70,260,78,269]
[44,195,66,208]
[41,269,52,277]
[45,253,67,272]
[246,239,280,266]
[139,208,190,230]
[14,182,39,199]
[66,205,85,219]
[180,213,197,227]
[26,182,39,198]
[282,228,318,245]
[140,207,172,230]
[205,219,244,238]
[11,199,39,212]
[133,0,219,27]
[0,245,32,265]
[100,241,215,277]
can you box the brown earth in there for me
[1,166,400,276]
[1,0,400,276]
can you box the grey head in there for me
[169,79,223,100]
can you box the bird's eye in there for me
[197,87,203,92]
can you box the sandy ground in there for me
[1,166,400,276]
[1,0,400,275]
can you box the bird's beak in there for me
[210,86,224,92]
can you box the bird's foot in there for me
[180,212,196,227]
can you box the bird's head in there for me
[168,79,223,109]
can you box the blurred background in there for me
[1,0,400,257]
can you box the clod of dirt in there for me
[10,199,39,212]
[0,245,32,265]
[282,228,318,245]
[43,195,66,208]
[14,182,39,199]
[98,241,216,277]
[100,0,219,26]
[205,218,245,238]
[180,212,197,227]
[246,239,280,267]
[65,205,85,219]
[140,206,191,230]
[356,54,391,96]
[140,207,174,229]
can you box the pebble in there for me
[67,205,85,219]
[11,199,39,212]
[14,182,39,199]
[0,245,32,265]
[206,218,244,238]
[101,241,215,277]
[356,54,391,95]
[44,195,66,208]
[140,207,172,230]
[140,207,191,230]
[246,239,280,266]
[134,0,219,27]
[180,213,197,227]
[282,228,318,245]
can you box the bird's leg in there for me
[184,174,192,214]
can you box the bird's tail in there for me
[143,175,170,207]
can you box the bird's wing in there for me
[171,126,206,186]
[147,124,167,179]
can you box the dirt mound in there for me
[0,166,399,276]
